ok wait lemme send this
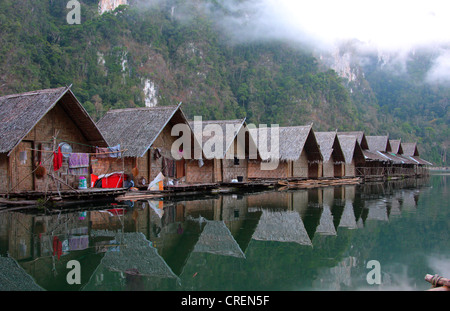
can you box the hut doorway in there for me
[308,162,320,179]
[176,159,186,179]
[15,141,34,191]
[334,163,344,178]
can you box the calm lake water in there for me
[0,174,448,291]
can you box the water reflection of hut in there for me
[388,196,402,217]
[400,190,418,212]
[338,201,358,229]
[292,189,322,241]
[250,209,312,246]
[185,198,220,220]
[0,256,44,290]
[365,200,389,222]
[247,191,292,210]
[193,220,245,258]
[93,232,178,278]
[316,188,338,236]
[316,204,337,236]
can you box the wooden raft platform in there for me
[116,183,220,201]
[277,177,361,190]
[1,188,127,202]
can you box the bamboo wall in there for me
[345,160,356,177]
[322,159,334,178]
[222,159,248,182]
[185,159,214,183]
[0,154,7,192]
[293,150,309,178]
[247,160,289,179]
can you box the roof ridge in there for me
[106,105,179,113]
[0,87,67,100]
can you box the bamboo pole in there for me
[425,274,450,289]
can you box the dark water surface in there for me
[0,174,448,291]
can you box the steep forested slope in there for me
[0,0,447,165]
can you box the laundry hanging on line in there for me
[53,146,63,171]
[95,144,121,158]
[68,153,90,175]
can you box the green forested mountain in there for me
[0,0,447,165]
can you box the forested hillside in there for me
[0,0,447,165]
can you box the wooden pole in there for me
[425,274,450,291]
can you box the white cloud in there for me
[226,0,450,52]
[426,50,450,84]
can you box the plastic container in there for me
[102,173,123,188]
[90,174,98,187]
[78,176,87,189]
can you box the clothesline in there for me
[26,148,129,156]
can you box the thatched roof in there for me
[0,86,107,155]
[363,150,392,162]
[401,143,419,157]
[249,125,322,162]
[338,131,369,150]
[188,118,257,159]
[97,104,189,158]
[382,152,416,165]
[315,131,345,163]
[336,134,365,164]
[389,139,403,154]
[401,143,433,165]
[366,135,391,152]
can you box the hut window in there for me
[234,156,240,165]
[19,151,27,164]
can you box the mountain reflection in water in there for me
[0,175,448,291]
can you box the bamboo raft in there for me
[277,177,361,190]
[116,183,220,201]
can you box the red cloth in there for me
[53,236,58,256]
[53,146,63,171]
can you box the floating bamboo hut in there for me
[336,134,366,177]
[315,131,346,178]
[0,86,108,195]
[401,142,433,175]
[248,125,323,179]
[93,104,201,189]
[188,118,258,183]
